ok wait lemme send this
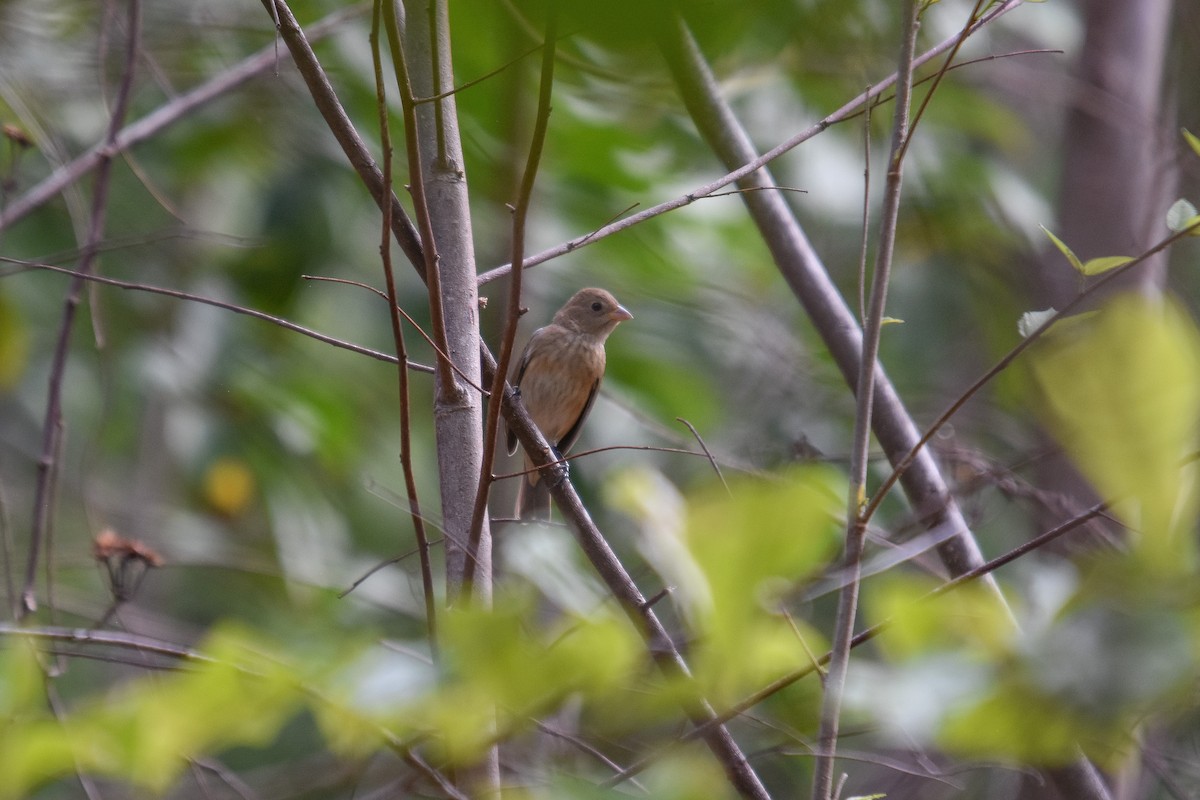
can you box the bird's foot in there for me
[549,447,570,487]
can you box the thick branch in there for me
[493,356,773,800]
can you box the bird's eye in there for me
[591,301,602,312]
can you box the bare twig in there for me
[260,0,425,274]
[301,274,486,393]
[370,0,438,660]
[2,258,432,372]
[814,3,919,796]
[0,5,363,234]
[476,0,1026,286]
[22,0,142,617]
[464,9,558,593]
[382,0,456,399]
[676,417,728,493]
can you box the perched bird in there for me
[507,288,633,520]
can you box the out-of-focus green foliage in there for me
[1031,293,1200,572]
[3,0,1200,795]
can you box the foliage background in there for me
[1,0,1200,798]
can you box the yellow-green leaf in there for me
[1030,294,1200,572]
[1040,225,1083,273]
[1078,255,1134,276]
[1184,128,1200,159]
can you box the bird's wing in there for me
[506,329,541,456]
[556,377,600,454]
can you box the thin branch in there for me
[814,3,919,796]
[260,0,426,275]
[533,720,649,793]
[337,537,445,600]
[371,0,438,661]
[603,499,1111,789]
[301,275,486,394]
[463,9,558,593]
[0,5,363,234]
[675,417,728,493]
[860,215,1200,526]
[22,0,142,618]
[0,624,210,663]
[856,86,873,324]
[899,0,991,164]
[2,258,432,372]
[475,0,1026,286]
[382,0,457,399]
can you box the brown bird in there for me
[507,288,633,520]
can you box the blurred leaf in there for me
[938,683,1119,767]
[1030,293,1200,572]
[0,720,79,800]
[415,598,642,762]
[1165,198,1200,235]
[1184,128,1200,159]
[1040,225,1082,273]
[1041,225,1134,275]
[202,456,257,516]
[684,468,842,702]
[1078,255,1133,276]
[866,575,1017,662]
[0,639,74,800]
[0,291,28,390]
[0,636,42,717]
[75,625,306,791]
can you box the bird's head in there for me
[554,287,633,337]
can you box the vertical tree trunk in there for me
[1039,0,1175,304]
[403,0,499,792]
[402,0,491,601]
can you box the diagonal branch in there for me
[656,9,1113,800]
[0,5,363,235]
[476,0,1026,286]
[496,361,773,800]
[261,4,772,794]
[261,0,425,274]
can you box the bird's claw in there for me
[549,446,570,488]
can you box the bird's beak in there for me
[611,305,633,322]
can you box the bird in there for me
[507,288,633,521]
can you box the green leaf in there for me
[1078,255,1134,276]
[683,468,843,702]
[866,575,1017,661]
[1184,128,1200,159]
[1040,225,1083,273]
[1030,294,1200,572]
[415,598,643,763]
[938,684,1122,767]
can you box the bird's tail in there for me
[516,472,552,521]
